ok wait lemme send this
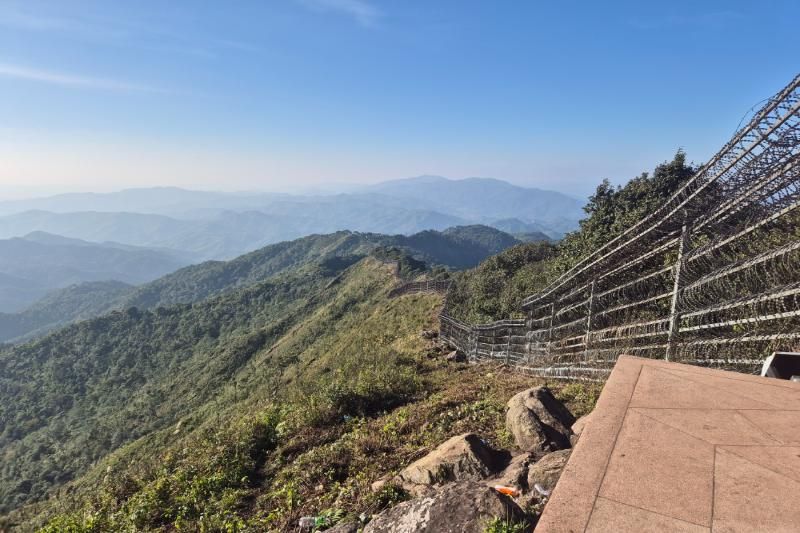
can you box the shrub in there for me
[484,516,528,533]
[303,367,422,427]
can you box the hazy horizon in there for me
[2,1,798,199]
[0,174,592,202]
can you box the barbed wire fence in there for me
[434,73,800,380]
[387,280,452,298]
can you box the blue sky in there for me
[0,0,798,199]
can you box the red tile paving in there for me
[536,356,800,533]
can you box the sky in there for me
[0,0,798,200]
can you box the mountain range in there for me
[0,232,190,313]
[0,177,582,261]
[0,225,521,344]
[363,176,582,234]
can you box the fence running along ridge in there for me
[437,73,800,379]
[388,280,451,298]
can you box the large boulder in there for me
[396,434,509,496]
[363,481,528,533]
[505,387,575,453]
[526,448,571,495]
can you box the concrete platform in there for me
[536,356,800,533]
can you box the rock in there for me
[570,413,592,446]
[298,516,316,531]
[486,452,532,492]
[363,481,528,533]
[505,387,575,454]
[571,413,591,436]
[516,449,571,509]
[371,475,390,493]
[445,350,466,363]
[396,434,509,496]
[526,449,571,494]
[326,522,359,533]
[421,329,438,339]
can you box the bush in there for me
[303,367,422,427]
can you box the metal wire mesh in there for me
[439,74,800,378]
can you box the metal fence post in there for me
[666,215,691,361]
[506,326,512,366]
[547,302,556,357]
[584,280,596,360]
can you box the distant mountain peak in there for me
[22,231,90,246]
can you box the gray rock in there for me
[363,481,528,533]
[570,413,592,446]
[526,448,571,493]
[396,433,509,496]
[326,522,360,533]
[371,475,390,493]
[486,452,532,492]
[505,387,575,453]
[298,516,316,531]
[445,350,466,363]
[516,449,571,509]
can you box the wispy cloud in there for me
[0,63,162,93]
[0,5,255,59]
[0,5,125,39]
[299,0,382,27]
[0,8,74,31]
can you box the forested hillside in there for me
[0,222,529,516]
[0,226,524,344]
[0,255,416,517]
[117,226,517,311]
[0,281,133,343]
[3,255,600,532]
[0,233,188,312]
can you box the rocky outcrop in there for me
[396,433,509,496]
[365,388,577,531]
[505,387,575,454]
[363,481,527,533]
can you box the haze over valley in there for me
[0,177,581,258]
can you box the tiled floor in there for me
[536,356,800,533]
